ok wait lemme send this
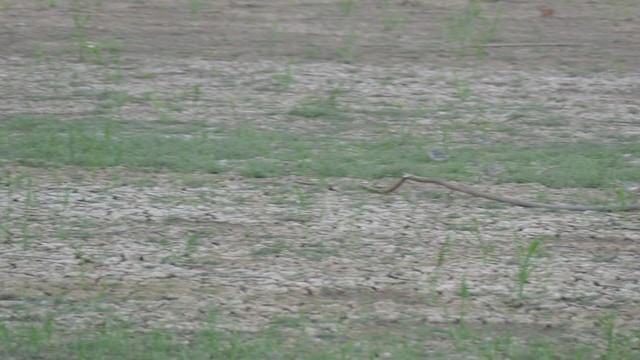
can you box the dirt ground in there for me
[1,0,640,356]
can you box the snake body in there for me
[364,174,640,212]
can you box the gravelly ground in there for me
[1,0,639,355]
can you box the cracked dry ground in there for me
[2,167,639,351]
[1,0,640,356]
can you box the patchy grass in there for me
[1,114,638,191]
[0,310,637,359]
[288,89,350,120]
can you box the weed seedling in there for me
[20,222,32,250]
[192,84,202,101]
[614,187,628,206]
[34,43,45,65]
[72,13,92,60]
[273,64,294,90]
[458,275,469,326]
[381,0,406,31]
[36,0,58,8]
[270,21,282,43]
[436,235,450,268]
[451,275,471,340]
[339,0,355,16]
[444,0,503,58]
[428,235,451,303]
[151,98,173,123]
[601,311,618,358]
[336,28,359,63]
[514,235,546,298]
[228,97,238,120]
[453,73,472,102]
[288,88,347,120]
[470,218,495,263]
[188,0,205,20]
[185,233,200,256]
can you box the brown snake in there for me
[361,174,640,212]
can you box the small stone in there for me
[614,180,640,192]
[427,149,449,161]
[480,164,504,177]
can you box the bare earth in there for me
[1,0,639,356]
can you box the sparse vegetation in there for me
[1,0,639,359]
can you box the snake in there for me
[360,174,640,212]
